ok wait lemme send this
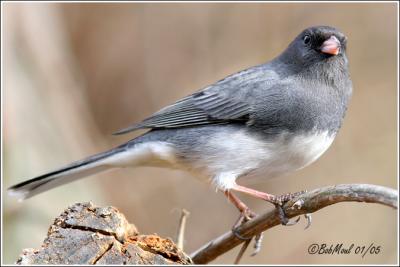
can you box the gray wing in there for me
[113,90,251,135]
[114,65,273,135]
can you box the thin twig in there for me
[190,183,398,264]
[234,238,252,264]
[176,209,190,250]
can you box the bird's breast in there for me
[242,130,335,182]
[186,128,336,189]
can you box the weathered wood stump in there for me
[15,202,192,265]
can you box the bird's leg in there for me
[224,190,264,260]
[231,184,305,226]
[224,191,256,229]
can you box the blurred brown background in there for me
[2,2,398,264]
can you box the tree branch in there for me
[190,183,398,264]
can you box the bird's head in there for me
[280,26,348,70]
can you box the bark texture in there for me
[15,202,192,265]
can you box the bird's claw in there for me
[275,203,300,226]
[250,233,263,257]
[231,209,265,260]
[275,203,312,229]
[273,190,307,225]
[304,213,312,230]
[232,227,252,241]
[231,208,257,240]
[285,215,301,226]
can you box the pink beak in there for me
[320,35,341,55]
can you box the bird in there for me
[8,25,352,229]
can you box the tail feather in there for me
[8,147,125,200]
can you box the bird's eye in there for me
[303,35,311,45]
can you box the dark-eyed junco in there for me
[9,26,352,227]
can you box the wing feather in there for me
[113,66,270,135]
[113,92,249,134]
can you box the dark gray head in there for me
[257,26,353,135]
[278,26,348,73]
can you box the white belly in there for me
[195,129,335,190]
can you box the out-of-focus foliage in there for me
[3,2,397,264]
